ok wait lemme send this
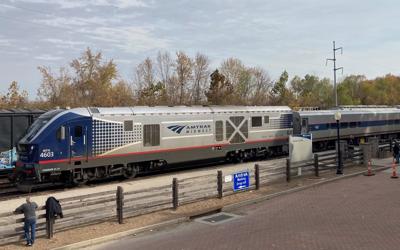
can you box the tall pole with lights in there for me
[326,41,343,107]
[335,111,343,174]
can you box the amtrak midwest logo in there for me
[167,124,212,134]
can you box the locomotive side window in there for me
[124,120,133,131]
[56,126,65,141]
[251,117,262,127]
[74,126,83,138]
[264,116,269,124]
[215,121,223,141]
[144,124,160,147]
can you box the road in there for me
[89,168,400,250]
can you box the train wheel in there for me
[68,171,87,186]
[123,165,139,178]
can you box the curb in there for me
[54,164,391,250]
[222,165,390,212]
[52,217,189,250]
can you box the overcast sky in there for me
[0,0,399,98]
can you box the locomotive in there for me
[13,105,400,189]
[14,106,293,187]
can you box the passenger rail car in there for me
[293,107,400,150]
[14,106,293,186]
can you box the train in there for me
[12,105,400,189]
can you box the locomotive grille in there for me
[92,119,142,155]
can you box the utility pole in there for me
[326,41,343,107]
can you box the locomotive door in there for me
[68,122,88,162]
[301,118,309,134]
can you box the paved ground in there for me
[89,167,400,250]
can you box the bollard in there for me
[364,160,375,176]
[172,178,179,209]
[217,170,223,199]
[254,164,260,190]
[391,159,399,179]
[116,186,124,224]
[314,154,319,177]
[286,158,291,183]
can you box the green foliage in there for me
[270,70,293,105]
[337,75,364,105]
[290,74,333,108]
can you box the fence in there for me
[0,148,366,246]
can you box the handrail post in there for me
[217,171,223,199]
[172,178,179,210]
[255,164,260,190]
[116,186,124,224]
[314,154,319,177]
[286,158,291,182]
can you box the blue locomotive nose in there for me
[13,143,38,179]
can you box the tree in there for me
[270,70,291,105]
[290,74,333,108]
[110,80,135,106]
[70,48,118,106]
[37,66,74,108]
[337,75,365,105]
[219,58,251,104]
[175,51,192,104]
[249,67,273,105]
[191,53,210,104]
[1,81,28,108]
[156,51,174,104]
[206,69,233,105]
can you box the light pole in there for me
[335,111,343,174]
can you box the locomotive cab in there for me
[14,109,66,182]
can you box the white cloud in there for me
[42,38,85,46]
[15,0,149,9]
[84,26,170,53]
[0,39,12,46]
[42,38,87,49]
[114,58,133,64]
[33,16,110,28]
[34,54,64,61]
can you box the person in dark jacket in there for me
[15,197,38,246]
[45,196,63,239]
[45,196,63,219]
[393,142,400,164]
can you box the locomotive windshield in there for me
[25,109,64,142]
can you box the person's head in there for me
[26,197,31,203]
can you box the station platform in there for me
[88,160,400,250]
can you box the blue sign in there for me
[300,133,312,140]
[233,170,250,191]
